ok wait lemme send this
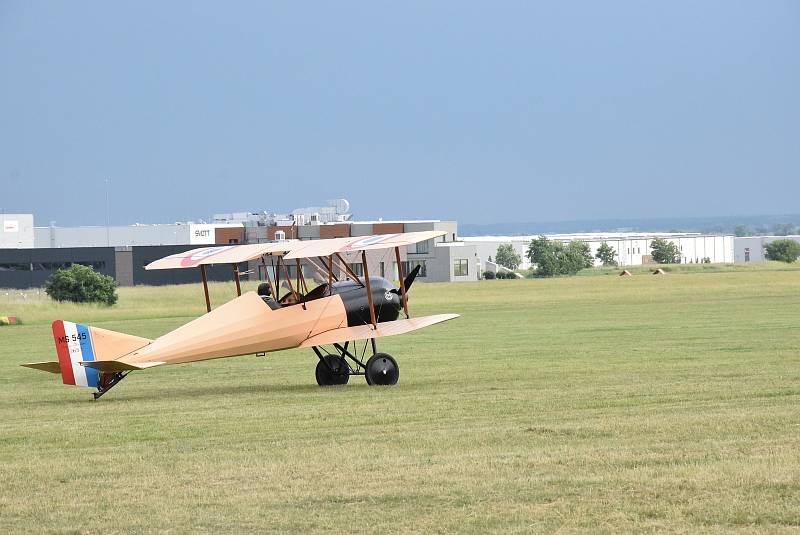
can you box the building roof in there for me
[462,232,733,242]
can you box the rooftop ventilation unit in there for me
[328,198,350,215]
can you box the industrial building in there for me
[734,235,800,263]
[0,202,479,288]
[10,204,794,289]
[464,233,735,272]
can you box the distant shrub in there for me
[702,257,711,264]
[495,244,522,270]
[650,238,682,264]
[483,271,496,280]
[595,241,618,267]
[496,271,519,279]
[526,236,593,277]
[45,264,118,306]
[765,239,800,263]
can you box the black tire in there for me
[315,355,350,386]
[365,353,399,386]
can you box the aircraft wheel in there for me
[365,353,399,386]
[315,355,350,386]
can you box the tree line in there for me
[488,237,800,278]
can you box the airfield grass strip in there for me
[1,267,799,533]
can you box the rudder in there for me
[51,320,152,388]
[52,320,99,387]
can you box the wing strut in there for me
[261,255,277,299]
[232,264,242,296]
[296,258,308,310]
[200,264,211,312]
[362,250,377,329]
[279,256,299,303]
[395,246,409,318]
[327,255,333,295]
[318,256,338,282]
[334,253,365,287]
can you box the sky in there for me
[1,1,798,226]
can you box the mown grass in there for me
[1,266,799,533]
[576,261,800,277]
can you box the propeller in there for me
[391,264,421,295]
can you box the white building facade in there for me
[734,235,800,263]
[464,233,735,271]
[0,214,34,248]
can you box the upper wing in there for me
[283,230,447,260]
[145,231,447,268]
[145,242,299,270]
[299,313,459,347]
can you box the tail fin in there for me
[51,320,151,388]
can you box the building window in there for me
[403,260,426,278]
[276,264,298,279]
[0,263,31,271]
[744,248,750,262]
[275,230,286,241]
[25,261,107,271]
[349,263,364,277]
[453,259,468,276]
[380,262,385,278]
[229,238,239,244]
[408,240,429,254]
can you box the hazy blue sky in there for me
[1,1,798,226]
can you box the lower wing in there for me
[299,314,459,348]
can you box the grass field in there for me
[1,264,799,533]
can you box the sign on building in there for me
[189,224,216,244]
[3,220,19,233]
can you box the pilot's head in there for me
[257,283,271,297]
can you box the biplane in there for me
[22,231,459,399]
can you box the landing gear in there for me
[93,371,129,400]
[315,355,350,386]
[365,353,399,386]
[311,341,400,387]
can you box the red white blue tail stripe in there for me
[52,320,100,388]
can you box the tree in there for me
[595,241,618,267]
[527,235,561,277]
[565,241,594,271]
[765,239,800,263]
[526,236,591,277]
[494,243,522,270]
[650,238,681,264]
[45,264,118,306]
[773,223,797,236]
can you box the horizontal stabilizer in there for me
[300,313,459,348]
[80,360,165,372]
[20,361,62,374]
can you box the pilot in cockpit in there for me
[257,283,281,310]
